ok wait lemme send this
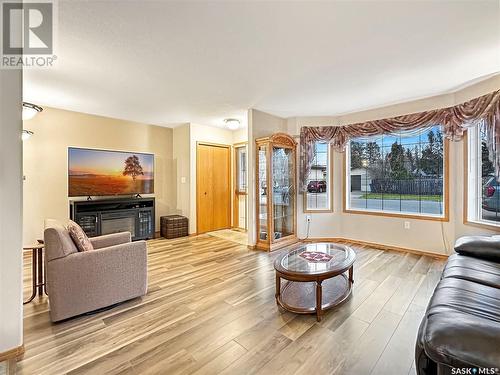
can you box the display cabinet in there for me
[255,133,298,251]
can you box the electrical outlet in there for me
[306,215,312,223]
[404,221,410,230]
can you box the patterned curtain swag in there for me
[299,90,500,191]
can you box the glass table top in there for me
[275,243,356,275]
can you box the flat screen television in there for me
[68,147,154,197]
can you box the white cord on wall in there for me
[440,220,451,255]
[298,218,311,241]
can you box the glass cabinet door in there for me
[272,146,294,240]
[255,133,297,251]
[257,144,269,243]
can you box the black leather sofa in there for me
[416,236,500,375]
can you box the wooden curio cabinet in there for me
[255,133,298,251]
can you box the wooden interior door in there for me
[212,145,231,230]
[197,144,214,233]
[197,143,231,233]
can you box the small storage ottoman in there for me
[160,215,189,239]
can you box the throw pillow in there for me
[67,220,94,252]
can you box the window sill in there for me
[303,208,333,214]
[343,208,449,222]
[464,219,500,232]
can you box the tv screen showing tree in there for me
[68,148,154,196]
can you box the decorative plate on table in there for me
[299,251,333,263]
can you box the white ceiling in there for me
[24,1,500,128]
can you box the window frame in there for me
[464,128,500,231]
[235,143,247,194]
[233,142,248,231]
[303,142,333,213]
[342,131,450,222]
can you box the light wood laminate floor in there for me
[19,235,445,375]
[206,229,248,246]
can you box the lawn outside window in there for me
[344,125,448,221]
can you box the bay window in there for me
[345,125,448,219]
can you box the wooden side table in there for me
[23,243,47,304]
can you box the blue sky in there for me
[314,142,328,165]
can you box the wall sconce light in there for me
[22,130,34,141]
[22,102,43,120]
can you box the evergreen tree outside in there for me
[387,142,409,179]
[482,141,494,178]
[405,148,415,175]
[365,142,381,164]
[419,129,443,176]
[350,141,365,169]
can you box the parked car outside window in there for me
[482,176,500,212]
[307,180,327,193]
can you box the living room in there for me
[1,1,499,374]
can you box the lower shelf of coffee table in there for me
[277,274,351,314]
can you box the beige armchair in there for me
[44,223,148,322]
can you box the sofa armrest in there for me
[454,236,500,262]
[89,232,131,249]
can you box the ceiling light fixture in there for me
[22,130,34,141]
[22,102,43,120]
[224,118,240,130]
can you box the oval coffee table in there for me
[274,242,356,321]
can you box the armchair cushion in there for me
[89,232,131,249]
[67,220,93,252]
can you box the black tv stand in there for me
[70,197,155,241]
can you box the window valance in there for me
[299,89,500,191]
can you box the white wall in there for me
[247,109,288,245]
[232,127,248,144]
[172,124,191,218]
[249,75,500,255]
[0,70,23,354]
